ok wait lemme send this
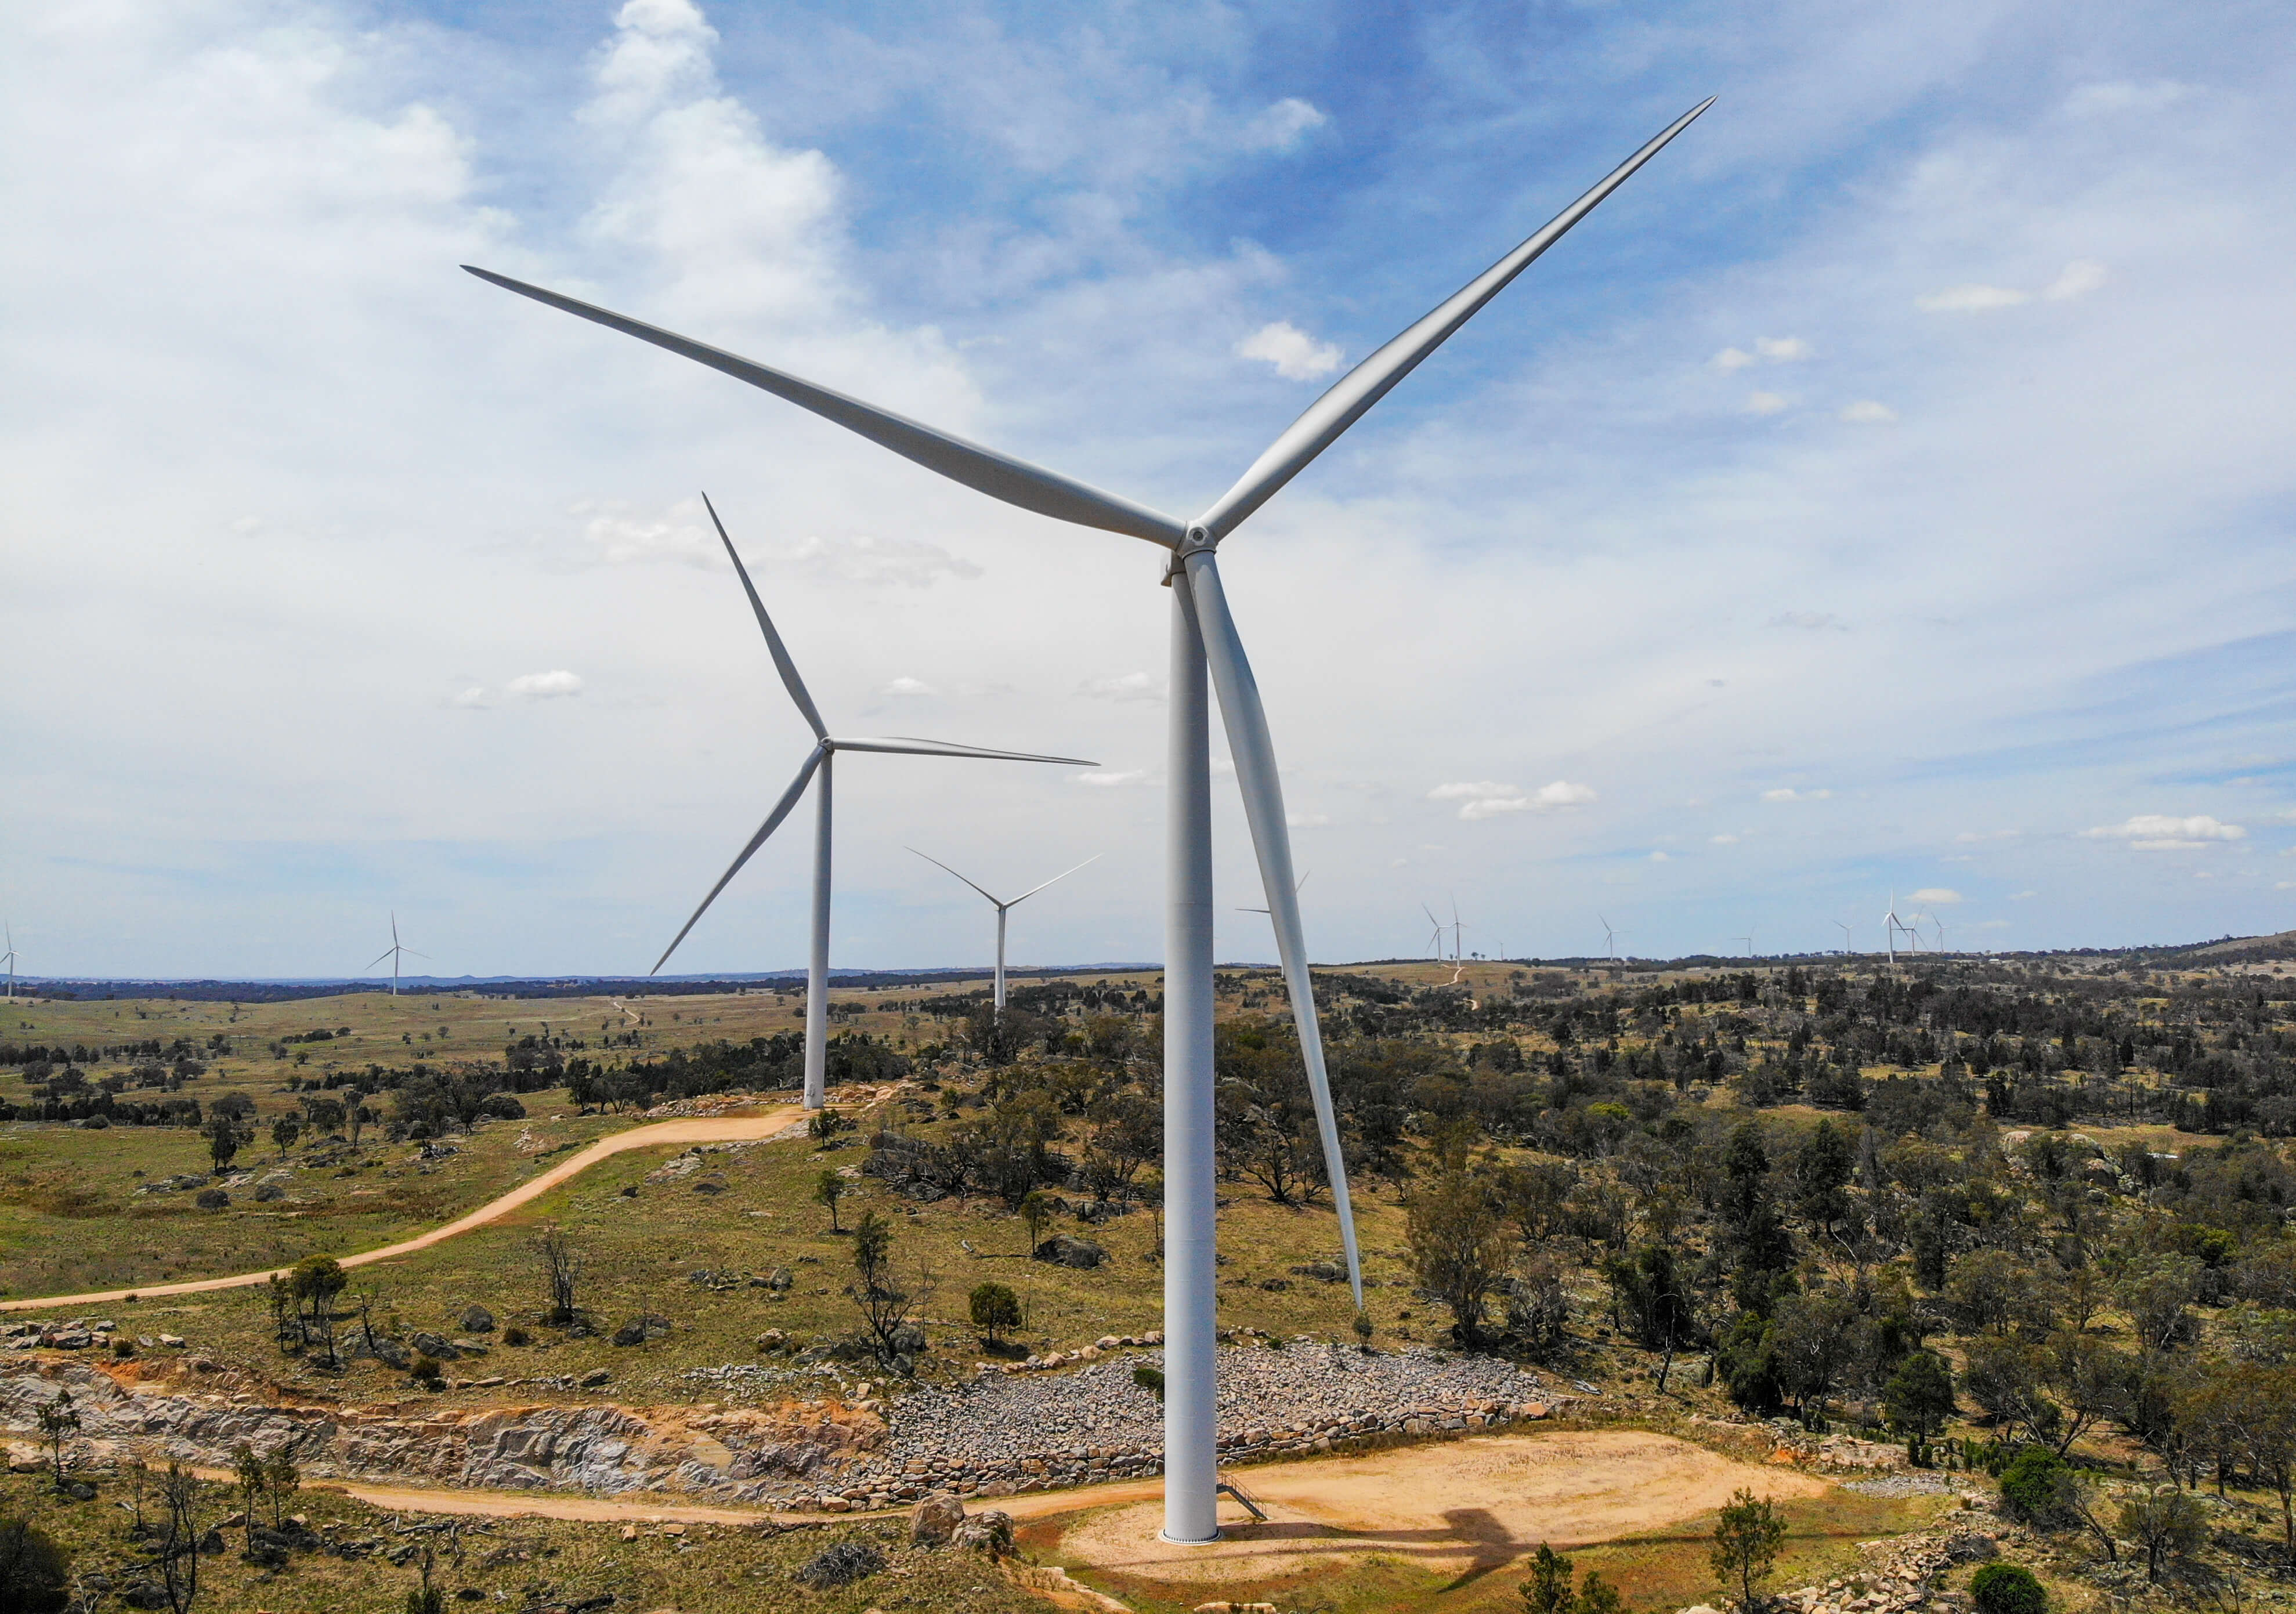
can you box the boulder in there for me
[252,1184,286,1203]
[910,1490,965,1547]
[408,1332,459,1360]
[577,1367,610,1388]
[1941,1529,1998,1564]
[950,1509,1013,1556]
[120,1582,169,1610]
[194,1189,229,1210]
[460,1305,496,1333]
[1033,1235,1105,1269]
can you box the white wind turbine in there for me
[1239,870,1308,919]
[2,924,17,1001]
[1422,902,1452,961]
[1883,891,1908,965]
[467,98,1709,1546]
[650,496,1095,1105]
[910,848,1100,1013]
[1835,917,1853,957]
[1599,914,1627,962]
[368,914,425,996]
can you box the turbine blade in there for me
[906,847,1003,907]
[1193,99,1713,541]
[462,267,1187,549]
[1180,551,1362,1306]
[367,949,396,969]
[401,949,429,960]
[701,492,827,740]
[834,736,1095,765]
[652,746,826,975]
[1009,853,1101,906]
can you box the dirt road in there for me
[0,1105,805,1314]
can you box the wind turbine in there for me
[1423,903,1451,961]
[910,849,1100,1012]
[1599,914,1626,962]
[650,496,1094,1105]
[1239,870,1309,917]
[1883,891,1907,965]
[1734,935,1755,958]
[1835,918,1852,957]
[368,914,425,996]
[2,924,16,1001]
[467,97,1710,1547]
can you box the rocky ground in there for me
[1679,1522,2003,1614]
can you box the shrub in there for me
[0,1516,70,1614]
[1970,1562,2046,1614]
[1998,1446,2073,1523]
[794,1539,884,1588]
[501,1326,530,1347]
[1132,1365,1165,1401]
[968,1282,1021,1344]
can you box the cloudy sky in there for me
[5,0,2294,979]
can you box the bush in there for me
[1997,1446,2074,1523]
[794,1539,884,1588]
[0,1516,69,1614]
[501,1326,530,1347]
[1132,1365,1165,1401]
[1970,1562,2046,1614]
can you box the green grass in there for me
[0,1468,1047,1614]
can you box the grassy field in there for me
[0,1467,1047,1614]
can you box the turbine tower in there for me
[2,924,16,1001]
[1599,914,1627,962]
[467,98,1709,1546]
[910,849,1099,1012]
[367,914,425,996]
[1422,902,1451,961]
[1883,891,1907,965]
[1835,918,1852,956]
[650,496,1095,1107]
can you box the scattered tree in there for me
[270,1117,301,1158]
[34,1392,78,1490]
[968,1282,1021,1347]
[536,1229,581,1326]
[2118,1486,2207,1584]
[815,1169,848,1233]
[1710,1489,1787,1611]
[203,1111,244,1173]
[1407,1165,1510,1347]
[1969,1563,2047,1614]
[1883,1350,1957,1466]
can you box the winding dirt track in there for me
[0,1106,805,1314]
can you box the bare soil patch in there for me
[1052,1428,1833,1586]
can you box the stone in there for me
[577,1367,611,1388]
[408,1331,459,1360]
[950,1508,1013,1556]
[910,1489,965,1547]
[1033,1235,1105,1269]
[460,1305,496,1333]
[194,1189,229,1209]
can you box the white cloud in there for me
[1909,886,1964,904]
[1078,672,1163,704]
[1237,321,1343,381]
[2010,891,2040,900]
[1840,400,1898,424]
[1711,834,1740,845]
[1712,347,1755,371]
[1073,770,1145,788]
[1756,336,1812,361]
[1767,611,1848,631]
[1241,97,1328,154]
[1744,390,1789,415]
[1286,810,1331,828]
[449,686,489,710]
[2081,813,2247,849]
[2064,81,2193,117]
[2044,260,2109,301]
[1955,829,2021,843]
[507,670,584,700]
[577,499,981,588]
[1761,787,1833,802]
[1430,779,1597,822]
[877,676,935,697]
[578,499,718,566]
[775,534,983,589]
[1917,284,2031,312]
[1648,849,1671,862]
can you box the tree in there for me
[343,1087,368,1148]
[32,1391,78,1492]
[1521,1543,1574,1614]
[1406,1166,1511,1347]
[536,1228,581,1326]
[291,1254,346,1369]
[1882,1350,1957,1465]
[156,1463,202,1614]
[204,1111,244,1172]
[847,1210,931,1374]
[0,1515,70,1614]
[968,1282,1021,1347]
[815,1169,848,1232]
[270,1117,301,1158]
[1998,1446,2116,1561]
[2117,1486,2207,1583]
[1710,1489,1787,1611]
[262,1449,299,1530]
[231,1445,266,1553]
[1019,1188,1054,1254]
[1794,1119,1857,1238]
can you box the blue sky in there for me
[3,0,2294,978]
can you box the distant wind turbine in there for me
[2,924,17,1001]
[650,495,1094,1108]
[1883,891,1909,965]
[368,914,426,996]
[910,849,1100,1012]
[1734,935,1755,958]
[1599,914,1628,961]
[1239,870,1309,917]
[1835,918,1853,956]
